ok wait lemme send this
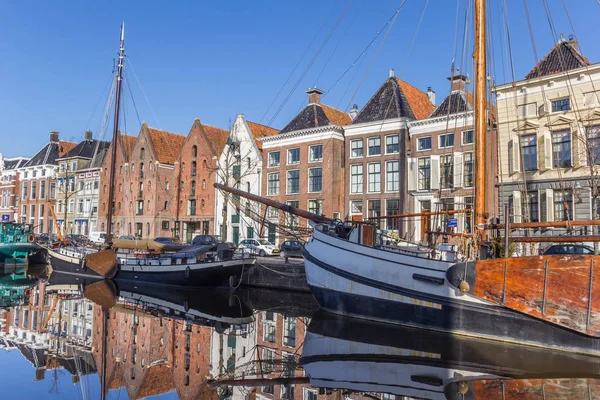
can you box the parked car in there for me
[238,239,279,257]
[192,235,219,246]
[89,232,106,244]
[279,240,304,259]
[542,244,595,255]
[118,235,136,240]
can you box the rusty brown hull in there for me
[449,255,600,337]
[470,378,600,400]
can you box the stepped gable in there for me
[279,88,351,134]
[525,36,590,79]
[247,121,278,150]
[352,75,433,124]
[146,125,186,165]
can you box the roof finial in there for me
[559,33,566,44]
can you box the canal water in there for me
[0,265,598,399]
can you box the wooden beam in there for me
[510,236,600,243]
[488,220,600,229]
[474,0,487,235]
[366,209,472,220]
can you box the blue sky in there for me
[1,0,599,157]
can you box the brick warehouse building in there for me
[344,69,434,238]
[259,88,351,244]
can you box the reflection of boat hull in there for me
[115,258,254,287]
[47,247,103,279]
[304,227,600,355]
[0,242,45,267]
[115,279,254,327]
[301,312,600,400]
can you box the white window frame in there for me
[367,136,381,156]
[350,164,363,194]
[309,144,323,163]
[385,134,399,154]
[350,139,363,158]
[267,151,280,168]
[267,172,280,196]
[438,133,454,149]
[385,160,400,192]
[417,136,432,151]
[462,130,474,145]
[307,167,322,193]
[286,169,300,195]
[367,162,381,193]
[287,148,300,165]
[349,200,363,215]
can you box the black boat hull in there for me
[47,248,103,279]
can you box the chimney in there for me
[49,131,59,143]
[448,74,468,91]
[350,104,359,120]
[35,368,45,381]
[84,130,93,140]
[568,34,579,51]
[306,87,324,104]
[389,68,395,78]
[427,87,436,107]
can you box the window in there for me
[418,157,431,190]
[191,161,197,176]
[350,164,363,193]
[439,133,454,148]
[188,200,196,216]
[552,130,572,168]
[202,179,206,189]
[462,130,474,145]
[522,191,539,222]
[263,385,274,395]
[22,182,27,199]
[520,135,538,171]
[49,183,55,199]
[40,181,46,199]
[386,161,399,192]
[518,102,538,118]
[304,389,318,400]
[368,163,381,192]
[263,311,276,343]
[464,152,474,187]
[441,155,453,189]
[191,180,196,196]
[386,199,400,230]
[192,145,197,158]
[350,139,363,157]
[309,145,323,162]
[68,199,74,213]
[368,137,381,156]
[308,168,322,192]
[140,147,145,160]
[350,200,363,214]
[386,135,399,154]
[283,315,296,347]
[285,201,299,230]
[368,200,381,227]
[554,189,573,221]
[552,98,571,112]
[287,148,300,165]
[308,199,323,215]
[440,198,454,230]
[417,136,432,151]
[287,170,300,194]
[464,197,473,233]
[267,173,279,195]
[31,181,36,200]
[268,151,280,167]
[588,125,600,165]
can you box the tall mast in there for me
[474,0,487,239]
[105,23,125,244]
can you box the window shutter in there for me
[453,152,463,188]
[544,132,553,169]
[430,156,440,190]
[407,158,417,191]
[509,138,520,173]
[545,188,554,222]
[527,102,538,117]
[512,191,522,223]
[455,196,464,233]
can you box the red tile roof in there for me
[525,38,590,80]
[146,125,186,165]
[119,133,137,160]
[247,121,279,150]
[321,104,352,126]
[396,78,434,120]
[201,123,230,155]
[58,141,77,158]
[135,364,174,400]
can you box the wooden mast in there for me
[474,0,487,239]
[105,23,125,244]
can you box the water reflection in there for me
[0,266,599,399]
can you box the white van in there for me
[89,232,106,244]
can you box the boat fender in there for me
[28,234,35,243]
[185,266,191,280]
[457,381,469,395]
[459,280,470,293]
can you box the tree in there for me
[56,161,85,235]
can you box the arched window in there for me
[191,181,196,196]
[146,223,150,236]
[120,165,123,175]
[148,181,151,191]
[140,147,145,160]
[247,157,251,169]
[246,182,250,192]
[102,202,106,211]
[129,183,133,192]
[201,199,205,209]
[131,163,135,172]
[103,185,107,193]
[164,201,168,210]
[128,223,132,235]
[118,202,121,210]
[166,180,170,191]
[129,202,133,211]
[182,162,185,172]
[203,160,208,169]
[180,181,184,190]
[119,183,122,192]
[140,163,144,178]
[202,179,206,189]
[192,145,197,158]
[191,161,197,176]
[147,200,150,210]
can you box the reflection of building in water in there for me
[0,283,97,383]
[92,304,218,399]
